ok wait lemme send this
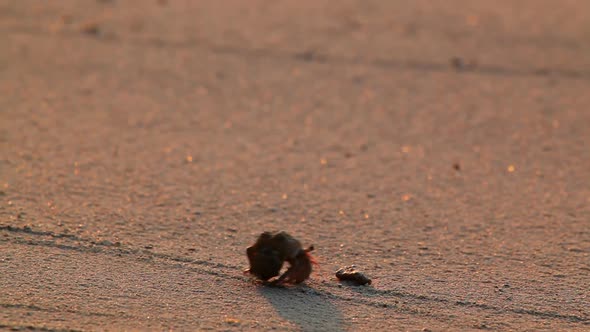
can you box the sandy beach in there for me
[1,1,589,330]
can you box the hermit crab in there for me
[245,231,316,284]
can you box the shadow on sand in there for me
[258,286,345,331]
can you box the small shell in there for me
[335,265,372,285]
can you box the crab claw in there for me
[275,247,315,284]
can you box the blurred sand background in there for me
[1,1,589,331]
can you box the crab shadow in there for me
[258,285,345,331]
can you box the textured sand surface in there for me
[1,1,589,331]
